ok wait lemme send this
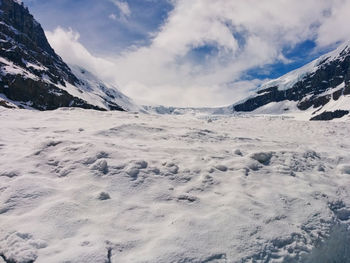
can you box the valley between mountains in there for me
[1,0,350,262]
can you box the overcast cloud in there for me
[46,0,350,107]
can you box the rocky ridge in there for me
[0,0,134,111]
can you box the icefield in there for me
[0,108,350,262]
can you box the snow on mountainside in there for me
[1,108,350,262]
[0,0,136,111]
[260,42,350,92]
[143,42,350,121]
[69,65,140,112]
[233,42,350,121]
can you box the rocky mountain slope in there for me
[233,43,350,121]
[0,0,135,111]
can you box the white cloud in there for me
[46,0,350,107]
[108,13,117,21]
[110,0,131,17]
[317,0,350,47]
[45,28,117,82]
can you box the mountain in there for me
[143,43,350,121]
[0,0,136,111]
[233,43,350,121]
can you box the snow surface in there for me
[1,108,350,262]
[248,97,350,121]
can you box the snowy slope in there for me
[69,65,139,112]
[0,0,137,112]
[0,53,137,111]
[1,108,350,262]
[259,42,350,92]
[233,42,350,120]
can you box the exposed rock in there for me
[0,0,128,111]
[233,45,350,121]
[0,99,16,109]
[310,110,349,121]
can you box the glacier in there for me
[0,108,349,262]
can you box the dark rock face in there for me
[0,0,54,55]
[0,0,125,111]
[233,45,350,120]
[0,0,79,86]
[310,110,349,121]
[0,74,105,110]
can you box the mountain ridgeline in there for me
[233,44,350,120]
[0,0,135,111]
[0,0,349,120]
[136,44,350,121]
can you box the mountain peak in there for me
[0,0,57,56]
[258,41,350,93]
[233,41,350,120]
[0,0,136,111]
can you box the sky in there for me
[23,0,350,107]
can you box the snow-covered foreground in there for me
[0,108,350,263]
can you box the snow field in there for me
[0,108,350,262]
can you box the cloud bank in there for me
[46,0,350,107]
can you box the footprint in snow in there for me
[250,152,273,165]
[126,167,139,180]
[126,160,149,180]
[215,165,228,172]
[92,160,109,175]
[339,165,350,175]
[98,192,111,201]
[163,162,179,174]
[133,160,148,169]
[177,194,198,203]
[0,171,19,178]
[329,200,350,221]
[82,151,109,165]
[234,149,243,156]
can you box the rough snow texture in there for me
[0,108,350,262]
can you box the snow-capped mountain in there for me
[143,42,350,121]
[0,0,136,111]
[233,42,350,121]
[63,65,138,112]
